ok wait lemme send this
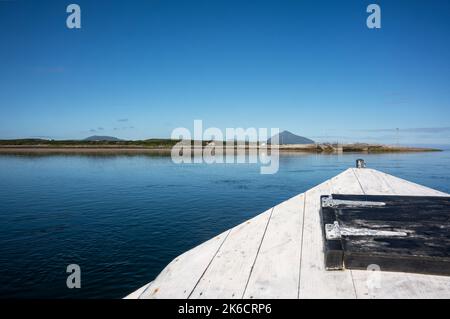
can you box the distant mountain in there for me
[267,131,315,145]
[84,135,122,142]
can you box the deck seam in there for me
[241,207,275,298]
[348,168,366,299]
[296,191,307,299]
[186,229,232,299]
[139,279,155,299]
[133,282,152,299]
[351,168,366,195]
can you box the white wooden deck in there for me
[126,168,450,299]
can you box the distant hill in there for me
[267,131,315,145]
[83,135,122,142]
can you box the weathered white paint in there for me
[243,194,304,299]
[377,169,448,196]
[298,180,357,298]
[124,282,152,299]
[138,229,231,299]
[330,168,364,194]
[189,209,273,299]
[352,168,390,195]
[130,168,449,299]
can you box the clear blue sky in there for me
[0,0,449,144]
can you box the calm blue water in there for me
[0,151,449,298]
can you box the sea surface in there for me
[0,151,449,298]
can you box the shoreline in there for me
[0,144,442,155]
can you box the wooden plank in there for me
[124,282,152,299]
[352,168,393,195]
[331,168,365,194]
[189,209,273,299]
[375,169,448,196]
[139,229,230,299]
[243,194,304,299]
[298,179,357,298]
[352,269,450,299]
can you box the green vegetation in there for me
[0,138,183,148]
[0,139,260,148]
[0,139,442,153]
